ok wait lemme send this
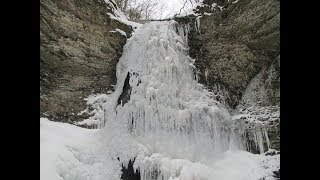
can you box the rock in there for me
[174,0,279,154]
[121,158,140,180]
[232,106,280,153]
[117,72,132,106]
[40,0,133,122]
[177,0,279,109]
[237,56,280,108]
[273,169,280,178]
[265,149,279,156]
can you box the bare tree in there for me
[175,0,202,17]
[114,0,201,21]
[124,0,167,20]
[114,0,130,11]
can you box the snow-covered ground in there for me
[41,118,97,180]
[40,118,123,180]
[41,118,279,180]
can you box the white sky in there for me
[129,0,196,19]
[161,0,195,19]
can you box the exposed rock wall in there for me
[233,106,280,153]
[176,0,280,152]
[177,0,279,109]
[237,55,280,108]
[234,55,280,152]
[40,0,133,122]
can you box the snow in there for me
[212,3,217,9]
[41,117,279,180]
[135,150,279,180]
[40,118,127,180]
[230,62,280,153]
[73,20,278,179]
[260,152,280,180]
[231,105,280,153]
[104,0,142,29]
[77,109,88,116]
[100,20,237,162]
[233,0,240,4]
[174,2,205,18]
[41,19,279,179]
[40,118,100,180]
[236,68,271,108]
[75,94,111,128]
[218,5,224,11]
[109,28,127,37]
[174,10,199,18]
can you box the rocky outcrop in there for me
[121,158,140,180]
[233,55,280,152]
[40,0,133,122]
[175,0,280,152]
[176,0,279,109]
[233,106,280,153]
[236,55,280,108]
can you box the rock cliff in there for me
[176,0,279,109]
[40,0,133,122]
[175,0,280,151]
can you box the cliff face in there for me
[183,0,279,109]
[40,0,132,122]
[176,0,280,151]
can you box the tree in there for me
[114,0,167,20]
[114,0,129,11]
[126,8,142,20]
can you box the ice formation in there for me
[195,16,202,34]
[41,118,279,180]
[80,20,274,179]
[41,17,279,179]
[232,106,280,153]
[111,20,236,160]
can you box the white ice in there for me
[41,15,279,180]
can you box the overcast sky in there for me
[161,0,194,18]
[128,0,195,19]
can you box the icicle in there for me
[195,16,202,34]
[205,68,209,86]
[256,128,264,153]
[77,20,260,179]
[263,126,271,150]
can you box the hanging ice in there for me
[88,20,262,178]
[41,20,278,180]
[112,21,238,159]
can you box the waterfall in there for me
[117,20,236,156]
[78,20,271,179]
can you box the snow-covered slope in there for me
[40,118,279,180]
[41,118,98,180]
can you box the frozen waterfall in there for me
[70,20,275,180]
